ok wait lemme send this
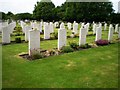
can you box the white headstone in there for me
[2,26,10,44]
[118,27,120,38]
[60,22,65,29]
[44,23,50,39]
[86,23,90,33]
[29,30,40,56]
[25,25,32,41]
[79,27,87,46]
[49,22,54,33]
[104,23,107,31]
[9,22,16,33]
[20,21,26,33]
[58,28,67,50]
[93,23,97,34]
[67,22,71,30]
[115,24,118,33]
[2,22,8,27]
[108,24,113,41]
[39,22,42,32]
[95,26,102,41]
[54,22,59,28]
[81,23,84,29]
[73,23,78,34]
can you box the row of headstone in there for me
[28,23,120,56]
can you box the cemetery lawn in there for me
[2,42,119,88]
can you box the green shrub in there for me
[15,37,21,43]
[31,53,43,60]
[80,43,91,49]
[61,46,74,53]
[15,33,21,36]
[69,42,79,50]
[89,25,93,31]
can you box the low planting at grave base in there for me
[15,37,22,43]
[79,43,92,49]
[18,39,119,60]
[19,43,93,60]
[19,48,62,60]
[95,39,109,46]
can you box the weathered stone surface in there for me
[58,28,67,50]
[115,24,118,33]
[93,23,97,34]
[73,23,78,34]
[118,27,120,38]
[2,26,10,44]
[108,24,114,41]
[79,27,87,46]
[29,30,40,56]
[44,23,50,39]
[95,26,102,41]
[25,25,32,41]
[60,22,65,29]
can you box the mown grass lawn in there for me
[2,42,119,88]
[1,24,119,88]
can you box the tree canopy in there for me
[33,0,55,21]
[1,0,119,23]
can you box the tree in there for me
[33,0,55,21]
[6,11,14,19]
[110,13,120,24]
[15,13,32,20]
[0,12,7,20]
[59,1,114,22]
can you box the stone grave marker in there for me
[115,24,118,33]
[44,23,50,39]
[25,25,32,41]
[73,23,78,34]
[2,26,10,44]
[108,24,114,42]
[29,30,40,56]
[79,26,87,46]
[58,28,67,50]
[95,26,102,41]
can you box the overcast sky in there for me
[0,0,119,14]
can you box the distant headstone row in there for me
[1,20,120,56]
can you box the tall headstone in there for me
[108,24,113,41]
[58,28,67,50]
[86,23,90,33]
[40,22,42,32]
[115,24,118,33]
[20,21,26,33]
[44,23,50,39]
[29,30,40,56]
[104,23,107,31]
[2,26,10,44]
[9,22,16,34]
[95,26,102,41]
[25,25,32,41]
[79,27,87,46]
[54,22,59,28]
[49,22,54,33]
[73,23,78,34]
[118,27,120,38]
[2,22,8,27]
[60,22,65,29]
[93,23,97,34]
[81,23,84,29]
[67,22,71,30]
